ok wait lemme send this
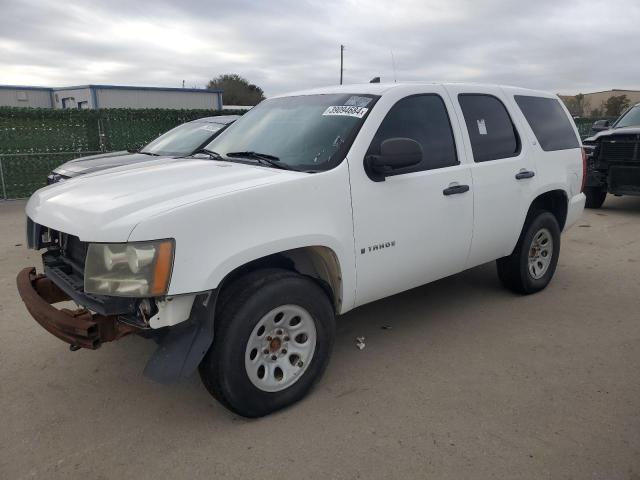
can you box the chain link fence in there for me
[0,107,246,199]
[573,117,616,139]
[0,107,611,199]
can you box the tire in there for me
[496,211,561,295]
[199,268,335,417]
[584,187,606,209]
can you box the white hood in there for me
[26,158,300,242]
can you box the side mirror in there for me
[365,137,423,182]
[591,119,610,132]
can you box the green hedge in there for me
[0,107,246,198]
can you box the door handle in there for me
[443,184,470,196]
[515,170,535,180]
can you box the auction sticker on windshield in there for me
[323,106,369,118]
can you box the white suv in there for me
[18,82,586,417]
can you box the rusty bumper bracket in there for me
[16,267,139,350]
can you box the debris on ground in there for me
[355,337,366,350]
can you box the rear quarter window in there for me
[514,95,580,151]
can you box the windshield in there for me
[205,93,377,171]
[141,121,224,156]
[614,105,640,128]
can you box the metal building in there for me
[0,85,54,108]
[0,84,224,110]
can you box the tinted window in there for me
[458,94,520,162]
[368,95,458,174]
[514,95,580,151]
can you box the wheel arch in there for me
[214,245,344,314]
[526,189,569,231]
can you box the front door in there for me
[348,87,474,307]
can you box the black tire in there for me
[584,187,606,209]
[199,268,335,417]
[497,211,561,295]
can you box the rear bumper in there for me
[16,267,140,349]
[565,193,586,230]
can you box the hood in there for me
[583,126,640,143]
[27,158,301,242]
[53,151,156,177]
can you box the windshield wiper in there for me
[225,151,297,171]
[194,148,223,159]
[138,151,161,156]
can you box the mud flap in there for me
[143,291,216,383]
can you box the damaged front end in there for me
[16,267,139,349]
[17,219,216,383]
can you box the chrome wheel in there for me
[528,228,553,280]
[244,305,317,392]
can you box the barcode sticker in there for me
[323,106,368,118]
[477,119,487,135]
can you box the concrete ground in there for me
[1,197,639,480]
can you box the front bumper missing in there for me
[16,267,140,349]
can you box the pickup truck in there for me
[582,103,640,208]
[17,83,586,417]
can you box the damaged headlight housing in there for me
[84,239,175,297]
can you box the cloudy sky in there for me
[1,0,638,96]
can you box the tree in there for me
[604,94,630,117]
[590,106,603,118]
[207,74,265,106]
[561,93,590,117]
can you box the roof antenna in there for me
[390,49,397,83]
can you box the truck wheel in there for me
[496,211,560,295]
[584,187,606,209]
[199,269,335,417]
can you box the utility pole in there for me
[340,44,344,85]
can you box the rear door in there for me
[510,93,583,203]
[348,87,474,307]
[445,85,538,267]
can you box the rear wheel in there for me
[497,211,561,294]
[199,269,335,417]
[584,187,606,209]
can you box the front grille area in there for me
[599,135,640,163]
[59,233,88,276]
[31,221,138,316]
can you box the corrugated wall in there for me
[96,88,220,110]
[0,88,52,108]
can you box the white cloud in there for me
[0,0,638,95]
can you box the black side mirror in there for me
[365,137,423,182]
[591,119,610,132]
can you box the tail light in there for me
[580,147,587,193]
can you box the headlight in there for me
[84,239,174,297]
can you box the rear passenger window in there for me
[458,94,520,162]
[368,94,458,174]
[514,95,580,151]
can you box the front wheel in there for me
[497,211,561,294]
[584,187,607,209]
[199,269,335,417]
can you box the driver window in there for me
[367,94,458,175]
